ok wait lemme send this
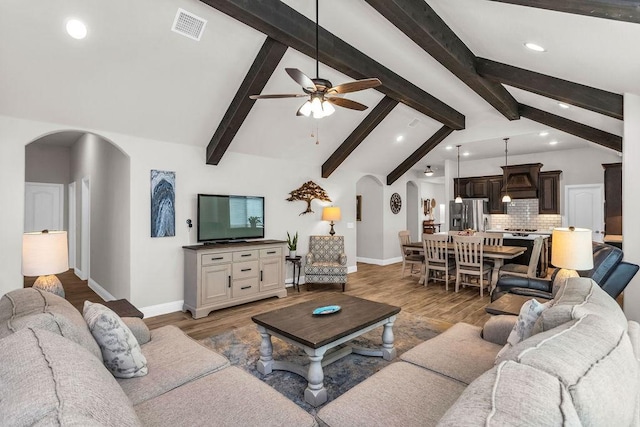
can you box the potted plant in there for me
[247,216,262,228]
[287,231,298,258]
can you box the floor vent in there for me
[171,8,207,41]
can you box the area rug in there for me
[199,311,438,415]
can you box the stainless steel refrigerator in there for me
[449,199,489,231]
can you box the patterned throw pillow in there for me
[83,301,148,379]
[496,298,552,360]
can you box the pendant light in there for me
[424,165,434,177]
[502,137,512,203]
[454,145,463,204]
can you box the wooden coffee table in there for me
[251,294,401,407]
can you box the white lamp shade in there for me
[22,231,69,276]
[322,206,342,222]
[551,227,594,270]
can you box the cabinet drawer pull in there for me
[267,251,276,254]
[241,268,252,272]
[211,257,224,261]
[241,286,252,290]
[260,271,263,281]
[228,276,231,288]
[241,254,251,257]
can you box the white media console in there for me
[182,240,287,319]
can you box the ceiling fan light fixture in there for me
[310,96,324,118]
[322,99,335,116]
[299,100,312,117]
[424,166,434,177]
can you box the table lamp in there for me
[22,230,69,297]
[322,206,341,236]
[551,227,593,291]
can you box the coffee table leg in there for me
[256,325,274,375]
[304,348,328,407]
[381,316,397,361]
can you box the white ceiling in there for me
[0,0,634,178]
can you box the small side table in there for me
[484,293,550,316]
[285,256,302,292]
[103,299,144,319]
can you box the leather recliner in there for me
[491,242,639,302]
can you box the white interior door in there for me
[565,184,604,242]
[24,182,63,232]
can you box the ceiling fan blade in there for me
[327,78,381,94]
[327,97,368,111]
[249,94,307,99]
[285,68,317,92]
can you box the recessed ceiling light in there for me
[539,131,549,137]
[549,140,558,145]
[558,103,570,109]
[524,42,546,52]
[396,135,404,142]
[66,19,87,39]
[463,151,470,157]
[445,145,453,150]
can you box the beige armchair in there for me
[304,235,348,291]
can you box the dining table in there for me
[403,241,526,291]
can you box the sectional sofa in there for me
[317,277,639,426]
[0,288,317,426]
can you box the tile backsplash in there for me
[489,199,561,231]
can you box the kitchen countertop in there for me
[486,229,551,240]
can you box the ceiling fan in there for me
[249,0,381,119]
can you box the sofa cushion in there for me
[135,366,317,427]
[437,361,581,426]
[401,322,502,385]
[533,277,627,334]
[83,301,148,379]
[0,288,102,360]
[498,314,638,426]
[317,361,466,427]
[117,325,230,405]
[0,328,141,426]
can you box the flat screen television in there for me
[197,194,265,242]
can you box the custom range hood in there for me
[501,163,542,199]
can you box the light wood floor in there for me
[32,263,493,340]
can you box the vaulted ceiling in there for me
[1,0,636,182]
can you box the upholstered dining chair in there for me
[398,231,424,278]
[499,236,545,279]
[452,235,493,297]
[304,235,348,291]
[422,234,455,290]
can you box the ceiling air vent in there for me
[171,8,207,41]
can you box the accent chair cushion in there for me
[0,328,141,426]
[0,287,102,360]
[83,301,148,379]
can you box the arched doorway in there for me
[24,131,131,300]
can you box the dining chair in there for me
[422,234,455,290]
[452,235,493,297]
[499,236,545,279]
[478,231,504,270]
[398,231,424,278]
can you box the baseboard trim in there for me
[356,257,402,266]
[140,300,184,318]
[88,278,116,302]
[74,268,86,281]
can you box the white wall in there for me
[420,181,445,225]
[1,115,412,311]
[71,133,131,300]
[406,181,420,241]
[623,93,640,321]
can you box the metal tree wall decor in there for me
[286,181,332,215]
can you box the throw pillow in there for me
[83,301,148,379]
[495,298,552,360]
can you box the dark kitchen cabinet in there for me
[603,163,622,235]
[469,177,488,198]
[454,178,471,198]
[487,176,506,214]
[538,171,561,214]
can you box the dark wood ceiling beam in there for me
[387,126,454,185]
[206,37,287,165]
[200,0,465,130]
[477,58,623,120]
[365,0,519,121]
[488,0,640,24]
[519,104,622,151]
[322,97,398,178]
